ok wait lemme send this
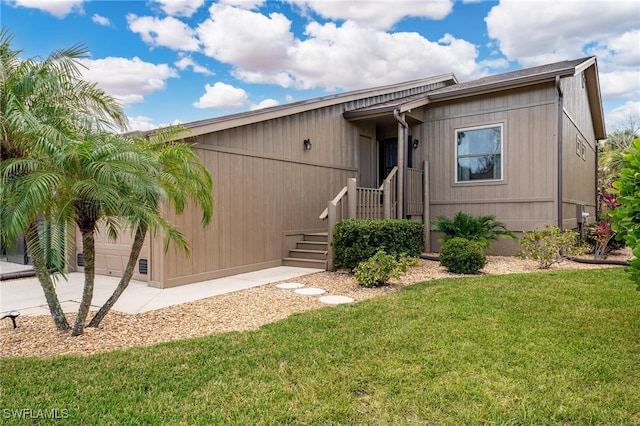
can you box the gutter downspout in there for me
[556,75,564,229]
[394,108,408,219]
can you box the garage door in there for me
[74,225,150,283]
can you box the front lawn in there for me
[1,268,639,424]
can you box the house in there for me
[75,56,605,288]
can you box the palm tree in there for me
[0,29,126,331]
[88,127,214,328]
[2,130,166,335]
[432,212,517,249]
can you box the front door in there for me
[379,137,413,185]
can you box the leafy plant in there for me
[517,225,583,269]
[353,249,418,288]
[439,237,487,274]
[432,212,516,248]
[333,219,424,270]
[584,222,623,259]
[609,137,640,289]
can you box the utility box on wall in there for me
[576,203,589,224]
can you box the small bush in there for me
[517,225,583,269]
[333,219,424,270]
[354,249,418,288]
[439,237,487,275]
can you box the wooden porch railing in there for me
[319,162,429,270]
[406,167,424,216]
[320,167,399,270]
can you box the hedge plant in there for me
[609,137,640,289]
[439,237,487,274]
[332,219,424,270]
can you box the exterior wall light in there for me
[303,138,312,150]
[412,139,420,149]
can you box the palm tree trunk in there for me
[71,226,96,336]
[88,223,147,328]
[25,220,69,330]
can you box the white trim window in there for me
[455,124,503,182]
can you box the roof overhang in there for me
[178,73,456,138]
[344,57,606,139]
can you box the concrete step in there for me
[289,249,328,260]
[297,241,328,251]
[282,257,327,269]
[303,232,328,243]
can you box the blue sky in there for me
[2,0,639,132]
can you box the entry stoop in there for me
[283,232,328,269]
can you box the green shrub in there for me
[517,225,583,269]
[439,237,487,275]
[333,219,424,270]
[353,249,418,288]
[432,212,517,248]
[609,137,640,289]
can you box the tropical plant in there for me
[432,212,516,248]
[598,116,639,195]
[0,29,126,331]
[609,137,640,289]
[87,127,214,328]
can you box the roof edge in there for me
[182,73,457,136]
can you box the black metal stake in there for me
[1,311,20,329]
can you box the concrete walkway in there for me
[0,263,323,316]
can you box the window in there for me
[455,124,503,182]
[577,135,586,161]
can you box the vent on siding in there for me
[139,258,148,275]
[77,253,85,267]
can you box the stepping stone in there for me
[276,282,305,289]
[319,295,354,305]
[295,287,326,296]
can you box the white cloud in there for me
[605,101,640,133]
[91,13,111,26]
[485,0,640,108]
[284,22,479,91]
[197,4,294,69]
[79,57,179,106]
[175,56,214,75]
[126,116,183,132]
[250,98,279,110]
[151,0,205,17]
[600,70,640,101]
[220,0,265,9]
[127,14,200,51]
[286,0,453,30]
[196,5,479,92]
[127,115,158,132]
[485,0,640,66]
[10,0,84,17]
[193,82,250,109]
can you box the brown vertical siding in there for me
[421,83,561,252]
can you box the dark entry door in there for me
[379,138,397,186]
[379,137,412,186]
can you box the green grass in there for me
[2,268,639,425]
